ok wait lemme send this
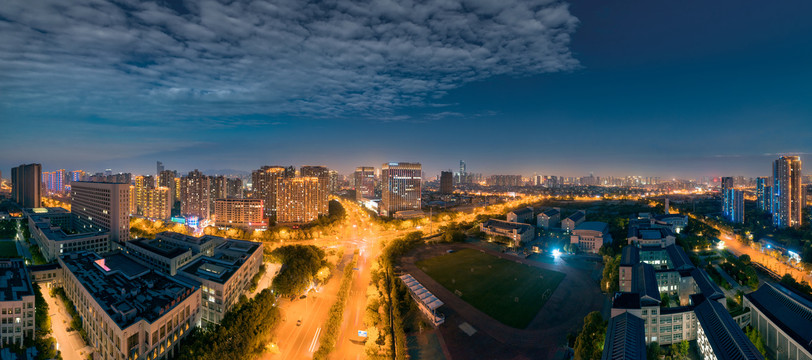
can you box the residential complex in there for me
[721,176,745,223]
[131,176,172,220]
[252,166,293,219]
[11,163,41,208]
[276,177,321,224]
[300,166,330,215]
[771,156,803,228]
[214,198,265,230]
[180,170,212,220]
[71,181,131,243]
[0,259,35,347]
[381,162,422,217]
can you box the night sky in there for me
[1,0,810,178]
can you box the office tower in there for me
[226,178,243,198]
[354,166,376,201]
[772,156,803,228]
[71,181,130,243]
[252,166,292,219]
[756,177,769,211]
[276,177,321,223]
[300,166,330,215]
[157,161,164,175]
[214,198,265,229]
[721,176,734,218]
[11,163,41,208]
[381,162,422,217]
[440,171,453,194]
[180,169,212,220]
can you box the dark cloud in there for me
[0,0,579,123]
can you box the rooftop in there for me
[575,221,609,233]
[565,211,585,222]
[60,251,197,328]
[745,283,812,353]
[127,238,190,259]
[178,239,260,284]
[509,207,533,216]
[601,312,646,360]
[632,263,660,306]
[540,208,560,217]
[665,245,694,270]
[481,219,534,234]
[694,294,764,360]
[612,292,641,309]
[620,246,639,266]
[0,259,33,302]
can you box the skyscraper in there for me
[11,163,41,208]
[180,169,212,220]
[721,176,734,219]
[756,177,769,211]
[71,181,130,243]
[771,156,803,228]
[440,171,453,194]
[252,166,293,219]
[354,166,376,201]
[276,177,321,223]
[381,162,422,217]
[300,165,330,215]
[156,161,164,175]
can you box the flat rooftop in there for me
[127,238,190,258]
[60,251,197,328]
[0,259,33,302]
[178,239,260,284]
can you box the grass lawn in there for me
[0,240,19,258]
[416,248,565,328]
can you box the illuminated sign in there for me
[171,216,186,224]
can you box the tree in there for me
[739,254,751,265]
[647,342,663,360]
[660,292,671,308]
[672,340,689,360]
[746,327,767,357]
[573,311,607,360]
[601,255,621,293]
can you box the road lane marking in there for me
[308,327,322,353]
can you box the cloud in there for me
[0,0,579,124]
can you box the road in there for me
[720,232,812,285]
[43,285,92,360]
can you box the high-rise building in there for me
[11,163,42,208]
[487,174,522,187]
[771,156,803,228]
[252,166,293,219]
[132,176,172,220]
[440,171,453,194]
[157,161,164,175]
[721,176,734,219]
[381,162,422,217]
[724,189,745,224]
[158,169,176,205]
[354,166,376,201]
[71,181,130,243]
[214,198,265,229]
[276,177,321,223]
[226,177,243,198]
[211,175,228,201]
[300,166,330,215]
[44,169,66,194]
[756,177,769,211]
[180,170,212,220]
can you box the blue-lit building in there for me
[771,156,803,228]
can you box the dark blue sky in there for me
[1,0,810,178]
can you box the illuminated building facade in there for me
[71,181,131,243]
[756,177,769,211]
[11,163,41,208]
[771,156,803,228]
[354,166,376,201]
[300,166,330,215]
[381,162,422,217]
[276,177,321,223]
[180,170,211,220]
[44,169,66,194]
[214,198,265,229]
[252,166,293,219]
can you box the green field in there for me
[416,248,565,328]
[0,241,19,258]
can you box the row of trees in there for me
[269,245,327,297]
[720,253,759,290]
[0,219,18,238]
[52,287,89,344]
[175,289,281,360]
[313,253,358,359]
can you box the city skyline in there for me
[2,0,811,177]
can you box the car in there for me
[446,250,455,253]
[299,294,307,299]
[297,318,302,326]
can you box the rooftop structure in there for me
[125,232,222,276]
[400,274,445,327]
[601,312,646,360]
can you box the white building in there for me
[570,221,611,253]
[71,181,131,243]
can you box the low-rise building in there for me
[570,221,612,253]
[536,207,561,229]
[507,207,534,224]
[25,207,111,262]
[124,232,222,276]
[744,283,812,360]
[59,251,201,360]
[627,226,676,247]
[178,239,263,325]
[601,312,646,360]
[694,293,764,360]
[0,259,35,347]
[479,219,535,246]
[561,210,585,232]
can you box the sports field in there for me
[416,248,565,328]
[0,241,19,258]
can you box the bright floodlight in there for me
[552,249,561,257]
[717,241,725,250]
